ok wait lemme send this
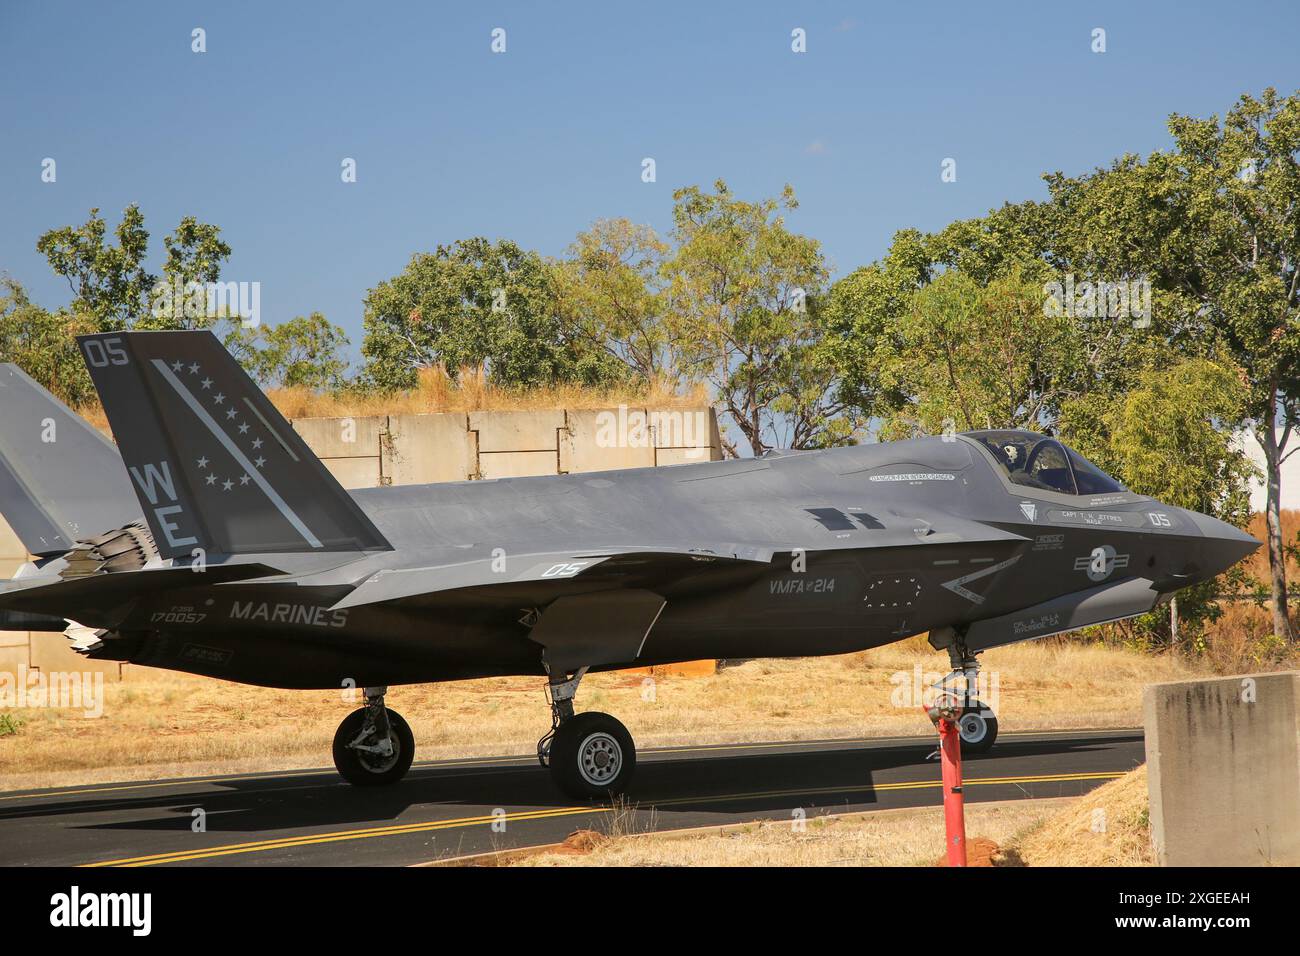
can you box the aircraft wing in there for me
[329,546,775,611]
[331,519,1030,611]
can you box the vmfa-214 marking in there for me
[0,333,1259,798]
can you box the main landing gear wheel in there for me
[548,711,636,800]
[957,701,998,754]
[333,698,415,786]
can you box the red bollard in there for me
[936,713,967,867]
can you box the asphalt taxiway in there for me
[0,728,1143,866]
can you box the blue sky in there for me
[2,1,1297,365]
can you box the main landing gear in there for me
[537,666,636,799]
[330,672,636,796]
[934,640,999,755]
[333,686,415,786]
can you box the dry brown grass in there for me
[510,768,1155,867]
[0,637,1193,792]
[75,367,707,433]
[512,799,1069,867]
[1242,509,1300,585]
[1007,766,1154,866]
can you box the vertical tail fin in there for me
[0,364,139,555]
[77,331,392,558]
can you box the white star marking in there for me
[213,393,225,404]
[251,438,263,449]
[196,457,209,469]
[205,474,217,486]
[254,456,266,468]
[189,363,200,374]
[226,408,238,420]
[171,361,183,372]
[201,378,212,389]
[222,479,233,491]
[240,474,251,485]
[238,422,249,434]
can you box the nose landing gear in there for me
[538,666,636,799]
[929,633,999,755]
[333,686,415,786]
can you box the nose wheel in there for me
[957,701,998,754]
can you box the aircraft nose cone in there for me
[1182,509,1261,573]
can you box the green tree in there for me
[1045,89,1300,639]
[225,313,350,389]
[552,219,673,384]
[35,205,152,331]
[664,180,853,454]
[359,237,621,391]
[0,279,96,407]
[36,206,232,333]
[865,269,1083,439]
[1060,359,1256,645]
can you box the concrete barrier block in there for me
[649,407,715,451]
[655,446,715,467]
[0,516,24,561]
[1144,671,1300,866]
[622,659,717,678]
[321,456,382,489]
[478,451,559,479]
[560,409,655,474]
[291,416,384,458]
[0,558,27,581]
[385,414,474,483]
[470,410,565,453]
[29,633,121,680]
[0,645,28,679]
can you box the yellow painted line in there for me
[6,728,1140,804]
[651,770,1124,808]
[80,769,1122,868]
[82,805,608,868]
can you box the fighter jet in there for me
[0,331,1259,798]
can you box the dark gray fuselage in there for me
[82,435,1254,688]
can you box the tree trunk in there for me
[1260,420,1294,640]
[1169,595,1179,647]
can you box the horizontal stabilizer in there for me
[0,562,283,619]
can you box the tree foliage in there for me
[663,180,855,454]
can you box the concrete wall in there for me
[286,406,720,487]
[0,405,720,682]
[0,518,124,683]
[1144,671,1300,866]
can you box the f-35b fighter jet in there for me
[0,331,1259,797]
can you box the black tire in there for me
[957,701,998,754]
[333,707,415,786]
[548,711,636,800]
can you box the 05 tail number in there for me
[82,337,130,368]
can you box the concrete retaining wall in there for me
[0,405,721,682]
[1144,671,1300,866]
